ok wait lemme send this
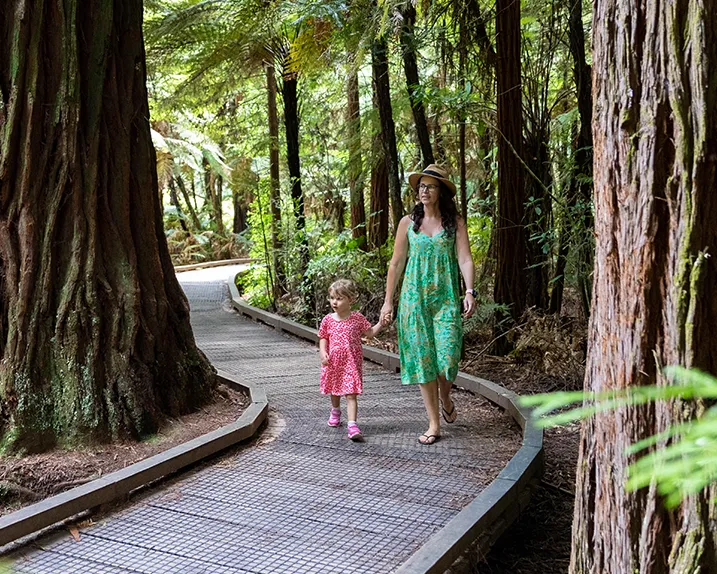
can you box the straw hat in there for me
[408,164,456,197]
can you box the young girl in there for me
[319,279,385,441]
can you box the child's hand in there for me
[320,351,329,366]
[380,303,393,325]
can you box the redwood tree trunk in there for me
[549,0,593,315]
[492,0,526,354]
[524,124,551,310]
[346,63,367,249]
[400,4,434,167]
[571,0,717,571]
[0,0,214,453]
[281,71,309,279]
[266,63,284,294]
[371,37,403,232]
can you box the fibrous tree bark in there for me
[371,37,404,232]
[571,0,717,571]
[492,0,526,354]
[0,0,215,453]
[399,3,434,167]
[346,61,367,250]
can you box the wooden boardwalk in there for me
[9,274,522,573]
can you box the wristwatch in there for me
[465,289,477,298]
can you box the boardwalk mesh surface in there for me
[9,277,521,573]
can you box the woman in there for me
[381,164,476,445]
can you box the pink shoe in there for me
[347,423,363,442]
[328,408,341,427]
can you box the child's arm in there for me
[363,320,385,339]
[319,338,329,365]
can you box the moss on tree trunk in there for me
[0,0,215,453]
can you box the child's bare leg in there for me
[331,394,340,409]
[346,394,358,422]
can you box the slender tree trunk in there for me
[233,190,247,234]
[465,0,497,67]
[369,153,390,250]
[400,4,434,167]
[458,20,468,221]
[549,0,593,315]
[281,71,309,279]
[0,0,214,453]
[203,158,223,233]
[169,178,189,232]
[371,37,403,232]
[347,61,367,250]
[175,174,202,230]
[492,0,526,354]
[214,175,225,234]
[369,73,390,250]
[266,63,284,294]
[571,1,717,571]
[524,124,551,310]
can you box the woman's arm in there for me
[380,215,411,323]
[455,217,476,317]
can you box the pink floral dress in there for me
[319,312,371,396]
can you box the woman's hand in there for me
[463,293,475,318]
[380,302,394,326]
[320,350,329,366]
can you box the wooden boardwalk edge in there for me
[0,372,268,551]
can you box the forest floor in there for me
[0,383,248,516]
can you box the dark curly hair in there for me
[410,181,459,237]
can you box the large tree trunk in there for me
[266,63,284,295]
[347,62,367,250]
[549,0,593,315]
[399,4,434,167]
[371,37,403,232]
[281,71,309,280]
[571,0,717,571]
[492,0,526,354]
[0,0,214,453]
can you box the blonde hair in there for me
[328,279,358,302]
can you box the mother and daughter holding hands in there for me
[318,164,476,445]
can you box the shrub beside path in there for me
[9,273,521,573]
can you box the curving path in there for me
[9,272,522,573]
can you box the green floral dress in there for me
[397,225,463,385]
